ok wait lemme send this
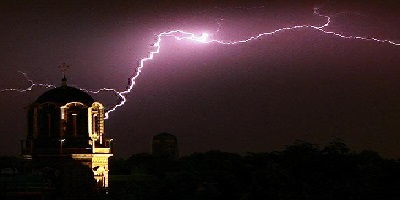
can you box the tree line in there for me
[1,138,400,200]
[109,138,400,200]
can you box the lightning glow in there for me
[104,8,399,119]
[1,8,399,119]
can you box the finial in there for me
[58,63,70,86]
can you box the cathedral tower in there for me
[20,64,113,188]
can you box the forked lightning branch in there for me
[1,8,399,119]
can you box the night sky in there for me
[0,0,399,158]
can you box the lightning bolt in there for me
[0,71,55,92]
[105,8,399,118]
[1,8,399,119]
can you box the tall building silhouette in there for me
[20,65,113,188]
[152,132,178,159]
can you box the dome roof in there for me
[35,85,94,106]
[153,132,177,140]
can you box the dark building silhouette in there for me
[152,132,179,159]
[20,64,113,188]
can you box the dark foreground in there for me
[2,139,400,200]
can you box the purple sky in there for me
[0,1,399,158]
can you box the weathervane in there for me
[59,63,70,86]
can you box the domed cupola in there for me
[27,71,97,143]
[35,85,94,106]
[34,64,94,106]
[26,64,105,149]
[21,63,113,189]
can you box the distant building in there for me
[20,65,113,189]
[152,132,179,159]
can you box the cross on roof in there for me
[59,63,70,86]
[59,63,70,77]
